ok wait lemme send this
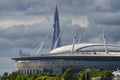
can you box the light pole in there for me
[85,70,87,80]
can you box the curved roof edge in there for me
[50,43,120,54]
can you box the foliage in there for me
[1,69,113,80]
[1,72,8,80]
[76,71,90,80]
[63,69,76,80]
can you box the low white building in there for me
[112,70,120,80]
[113,70,120,76]
[91,77,101,80]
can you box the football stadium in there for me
[12,6,120,74]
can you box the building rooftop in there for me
[50,43,120,54]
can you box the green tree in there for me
[1,72,8,80]
[16,74,27,80]
[7,72,18,80]
[31,73,38,80]
[100,70,112,80]
[46,77,55,80]
[100,70,112,77]
[36,76,47,80]
[63,69,76,80]
[27,78,34,80]
[76,71,85,80]
[1,69,113,80]
[55,73,63,80]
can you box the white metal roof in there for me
[50,43,120,54]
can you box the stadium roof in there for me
[50,43,120,54]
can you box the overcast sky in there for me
[0,0,120,74]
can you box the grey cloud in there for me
[0,0,120,74]
[96,13,120,25]
[0,0,119,50]
[75,15,120,44]
[0,23,51,40]
[94,0,120,12]
[0,22,52,50]
[0,0,94,17]
[0,0,40,11]
[0,38,13,50]
[94,6,111,12]
[104,26,120,43]
[109,0,120,12]
[0,17,84,50]
[0,57,15,74]
[25,0,94,15]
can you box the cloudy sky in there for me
[0,0,120,74]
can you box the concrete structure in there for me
[12,7,120,74]
[12,44,120,74]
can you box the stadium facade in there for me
[12,6,120,74]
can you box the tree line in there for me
[1,69,113,80]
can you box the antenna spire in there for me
[51,6,61,50]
